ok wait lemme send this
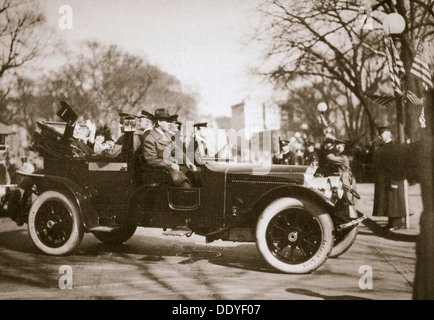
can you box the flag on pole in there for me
[410,41,433,91]
[405,90,426,128]
[419,107,426,128]
[366,94,395,107]
[406,90,424,106]
[390,38,406,74]
[384,37,405,95]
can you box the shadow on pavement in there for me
[285,288,372,300]
[0,228,278,275]
[359,211,418,243]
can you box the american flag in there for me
[405,90,424,106]
[384,37,406,95]
[366,94,395,107]
[410,41,433,91]
[405,90,426,128]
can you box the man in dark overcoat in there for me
[372,127,406,230]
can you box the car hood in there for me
[205,162,316,181]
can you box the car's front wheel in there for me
[256,198,334,274]
[28,191,83,255]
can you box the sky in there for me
[40,0,275,118]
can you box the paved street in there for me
[0,183,421,300]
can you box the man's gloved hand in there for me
[187,162,198,172]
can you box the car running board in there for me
[89,226,118,232]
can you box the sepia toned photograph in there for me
[0,0,433,305]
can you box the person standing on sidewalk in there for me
[372,127,406,230]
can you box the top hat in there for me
[194,122,207,128]
[58,101,78,124]
[153,108,172,121]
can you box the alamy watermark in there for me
[59,5,73,30]
[359,265,373,290]
[164,121,274,175]
[58,265,73,289]
[358,5,374,30]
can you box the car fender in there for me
[17,170,99,230]
[247,185,335,221]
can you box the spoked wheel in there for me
[256,198,334,274]
[28,191,83,255]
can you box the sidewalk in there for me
[355,183,422,241]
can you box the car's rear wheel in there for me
[28,191,83,255]
[93,224,137,245]
[256,198,334,274]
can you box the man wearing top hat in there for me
[142,108,196,188]
[372,126,406,230]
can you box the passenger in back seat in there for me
[72,121,95,156]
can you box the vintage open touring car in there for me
[0,102,365,274]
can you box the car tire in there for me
[256,197,334,274]
[28,191,83,255]
[330,226,358,258]
[93,224,137,245]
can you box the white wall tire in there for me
[256,198,334,274]
[28,191,83,255]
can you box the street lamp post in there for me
[382,13,406,145]
[301,123,309,142]
[317,102,329,128]
[382,13,410,229]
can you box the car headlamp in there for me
[308,177,331,199]
[324,178,333,199]
[335,177,344,200]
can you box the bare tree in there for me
[377,0,434,141]
[35,41,198,137]
[0,0,47,123]
[253,0,433,141]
